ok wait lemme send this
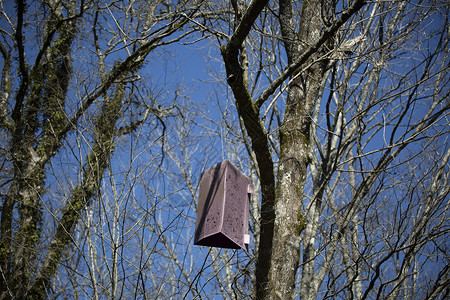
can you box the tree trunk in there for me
[268,1,327,298]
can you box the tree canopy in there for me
[0,0,448,299]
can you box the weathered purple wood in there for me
[194,160,253,250]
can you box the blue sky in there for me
[1,0,448,298]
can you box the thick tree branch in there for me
[60,12,194,148]
[0,42,11,129]
[12,0,28,123]
[220,1,274,298]
[255,0,367,109]
[228,0,269,50]
[29,83,125,297]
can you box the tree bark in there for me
[219,2,274,299]
[0,2,197,297]
[221,1,366,298]
[268,0,327,298]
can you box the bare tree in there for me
[214,0,449,298]
[1,0,448,299]
[0,0,200,298]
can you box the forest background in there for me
[0,0,449,299]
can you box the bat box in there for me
[194,160,254,250]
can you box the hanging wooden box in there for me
[194,160,254,250]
